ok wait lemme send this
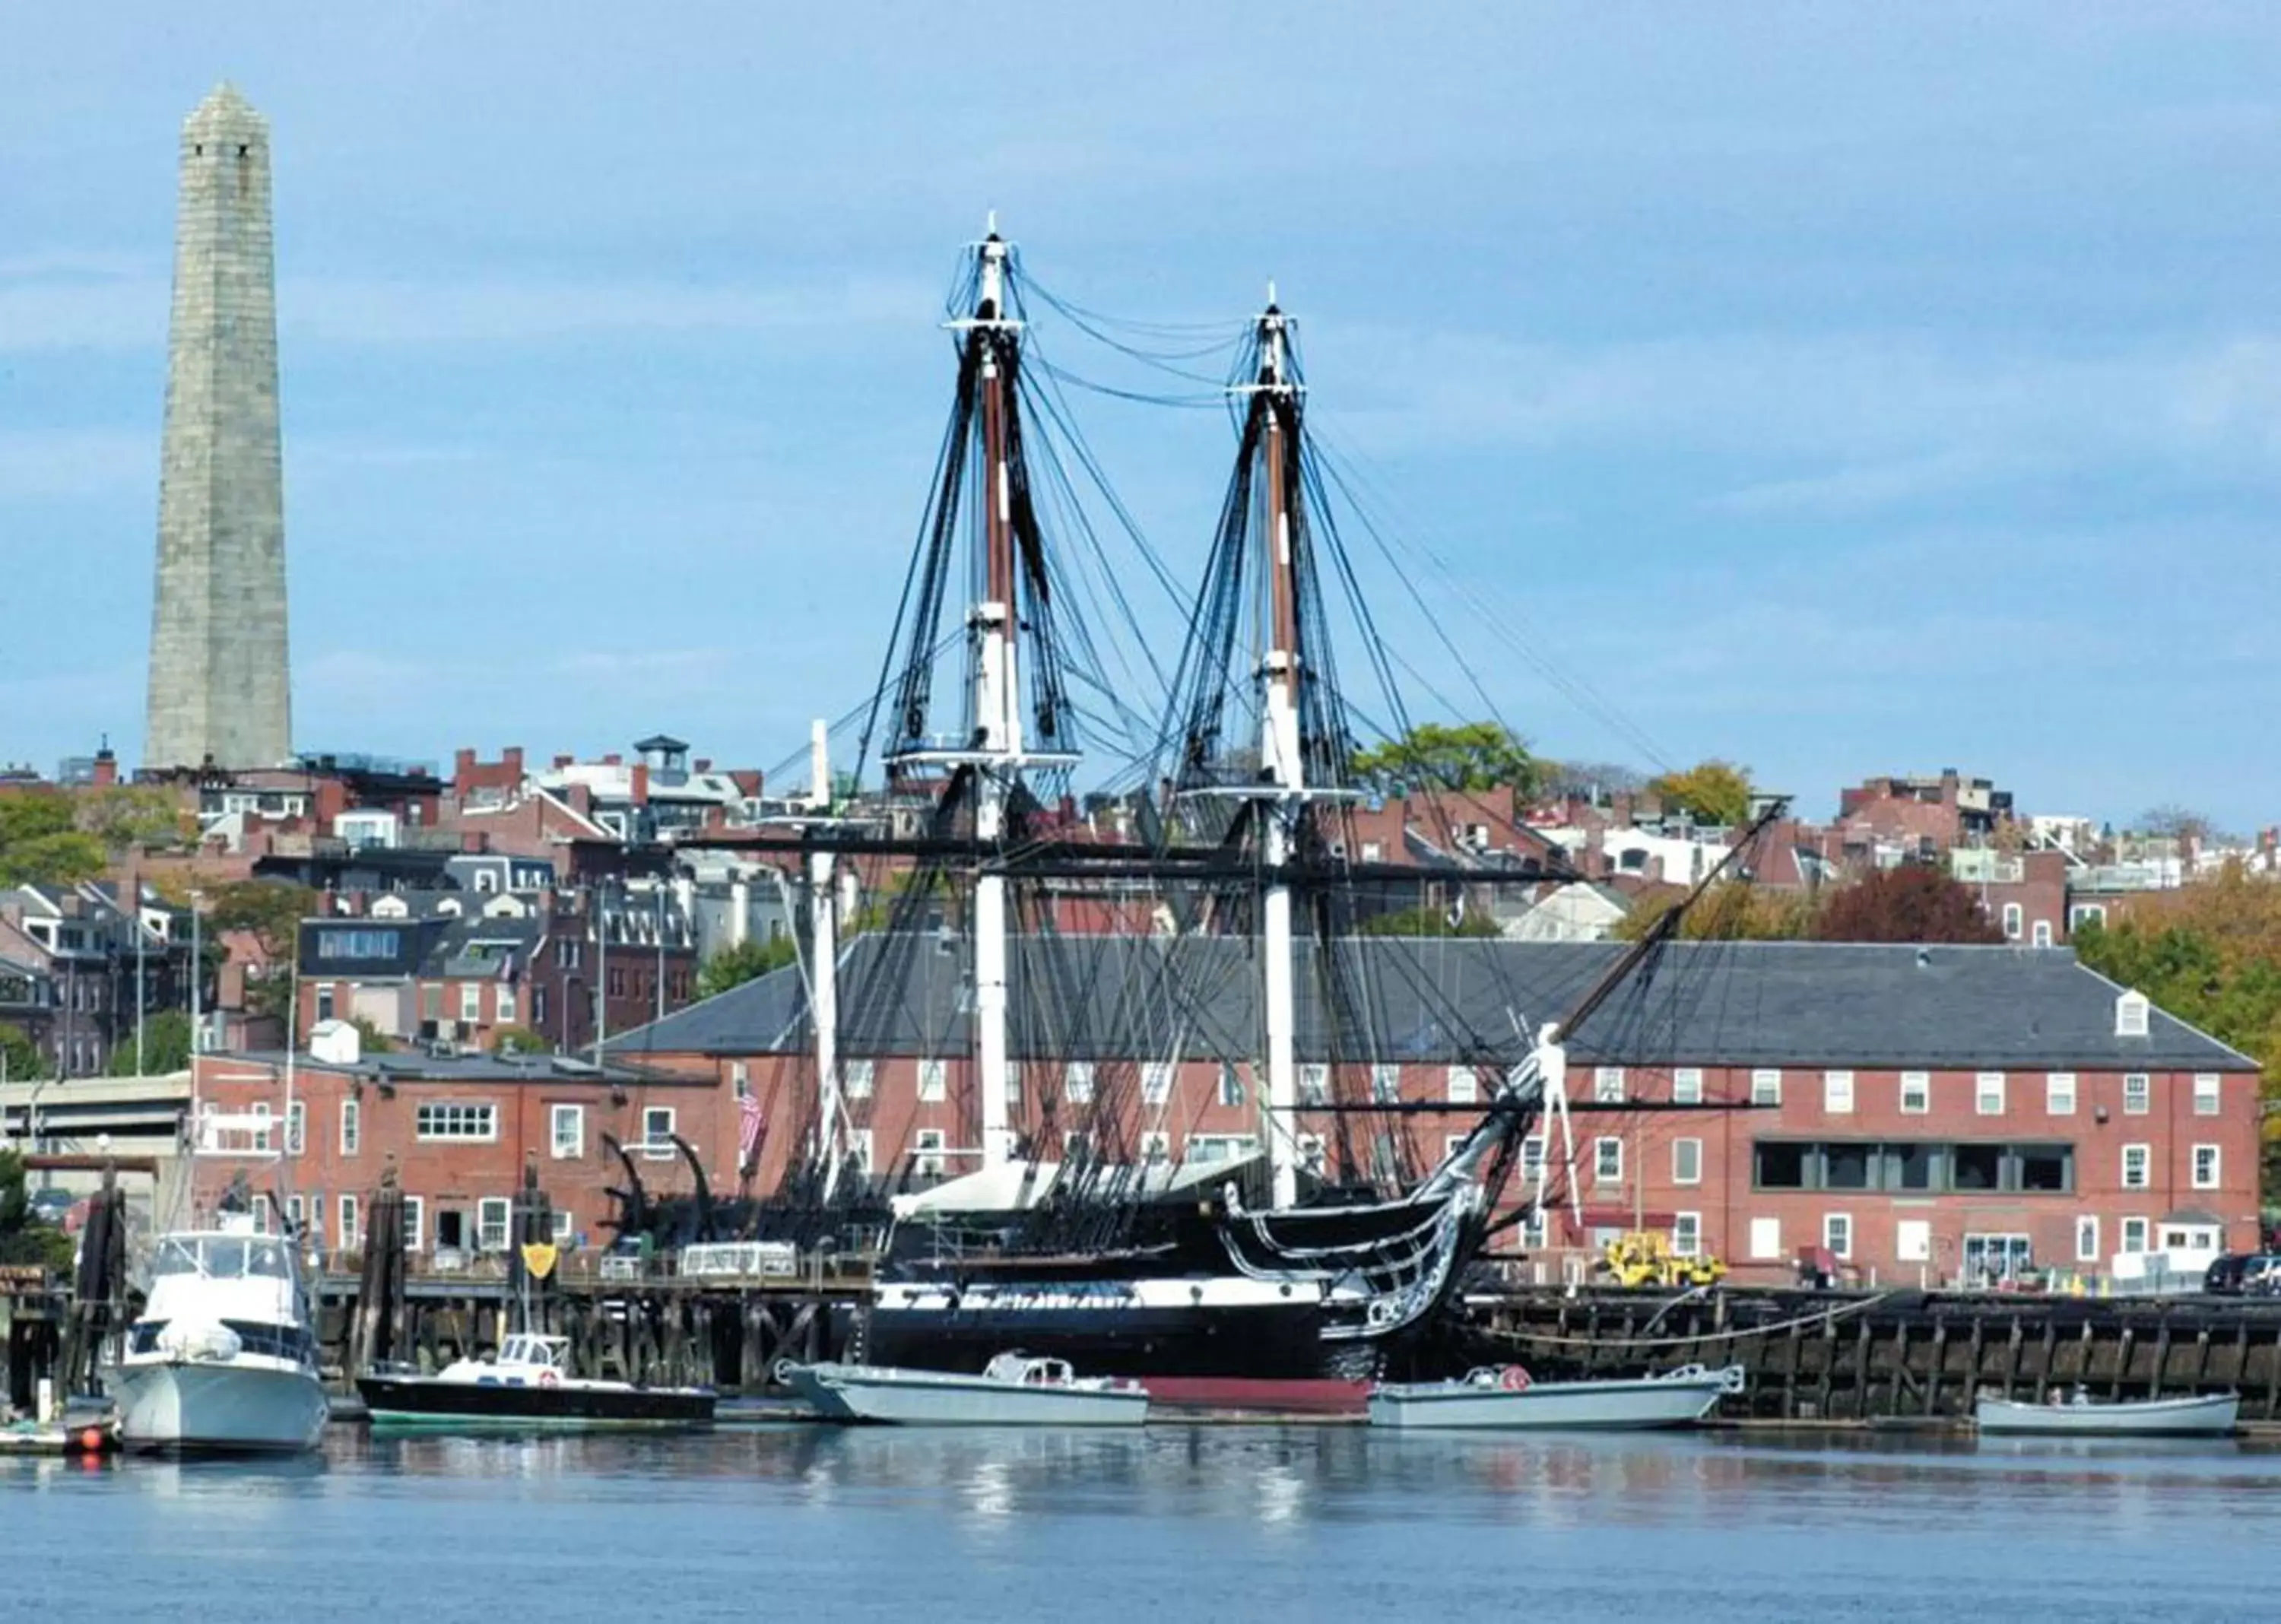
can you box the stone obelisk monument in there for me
[144,83,292,771]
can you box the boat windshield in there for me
[151,1235,293,1280]
[498,1334,569,1369]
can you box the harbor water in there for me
[6,1426,2280,1621]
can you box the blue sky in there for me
[3,6,2278,828]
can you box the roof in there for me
[604,936,2261,1072]
[205,1049,677,1087]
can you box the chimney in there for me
[454,748,475,790]
[630,763,649,804]
[553,753,574,770]
[92,744,119,787]
[503,747,525,776]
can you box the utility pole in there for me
[133,876,147,1077]
[189,890,204,1057]
[654,881,666,1026]
[593,880,609,1063]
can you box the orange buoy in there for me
[78,1428,104,1453]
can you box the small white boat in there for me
[1975,1388,2239,1437]
[1368,1362,1744,1431]
[783,1352,1151,1426]
[357,1333,715,1429]
[107,1225,329,1454]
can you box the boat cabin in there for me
[492,1334,572,1374]
[151,1233,296,1283]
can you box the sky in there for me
[2,5,2278,829]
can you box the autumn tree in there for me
[208,880,319,1020]
[1350,722,1550,801]
[0,791,105,887]
[1614,883,1817,942]
[1645,760,1753,826]
[1813,866,2003,944]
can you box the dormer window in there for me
[2115,989,2150,1038]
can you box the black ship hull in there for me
[356,1374,714,1429]
[862,1295,1340,1381]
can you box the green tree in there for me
[1645,760,1753,826]
[0,791,106,887]
[0,1150,73,1271]
[1350,722,1548,800]
[351,1017,395,1055]
[76,785,192,852]
[696,936,800,1001]
[490,1024,547,1055]
[0,1023,49,1083]
[1356,902,1503,938]
[107,1008,193,1077]
[208,880,319,1020]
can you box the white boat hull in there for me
[785,1362,1150,1426]
[1369,1372,1731,1431]
[1976,1393,2238,1437]
[109,1359,329,1454]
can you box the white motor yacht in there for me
[107,1222,328,1454]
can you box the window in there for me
[550,1103,585,1159]
[249,1102,271,1152]
[846,1059,875,1099]
[555,938,582,970]
[2000,902,2022,940]
[338,1194,359,1251]
[1975,1072,2006,1115]
[315,928,399,960]
[2046,1073,2076,1115]
[731,1062,750,1099]
[1140,1131,1170,1164]
[2031,920,2052,948]
[1823,1071,1854,1114]
[2115,990,2150,1037]
[1444,1134,1472,1162]
[1446,1065,1478,1105]
[286,1194,304,1234]
[2076,1215,2100,1264]
[1217,1064,1243,1107]
[477,1197,510,1252]
[2193,1143,2221,1190]
[1748,1216,1781,1261]
[1672,1068,1703,1105]
[286,1099,306,1156]
[1061,1061,1092,1105]
[1520,1135,1546,1182]
[1521,1207,1549,1250]
[2194,1074,2221,1117]
[497,985,517,1025]
[642,1106,676,1160]
[1750,1069,1782,1106]
[401,1196,425,1254]
[551,1210,574,1244]
[1672,1137,1702,1185]
[1002,1061,1023,1109]
[1593,1137,1623,1185]
[1671,1213,1702,1258]
[1142,1063,1172,1105]
[1372,1064,1401,1104]
[2121,1216,2149,1254]
[1299,1064,1329,1106]
[315,985,336,1023]
[845,1130,874,1175]
[607,966,626,998]
[458,982,482,1023]
[1823,1213,1852,1260]
[1900,1071,1930,1114]
[1951,1143,2002,1191]
[918,1058,947,1102]
[2121,1143,2151,1190]
[415,1102,497,1142]
[1187,1133,1259,1164]
[2123,1073,2150,1115]
[1823,1142,1873,1190]
[534,986,547,1026]
[1593,1067,1625,1104]
[1754,1142,1808,1189]
[914,1129,947,1178]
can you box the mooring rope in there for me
[1480,1290,1898,1352]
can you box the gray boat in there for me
[1368,1363,1744,1431]
[1975,1389,2238,1437]
[783,1353,1152,1426]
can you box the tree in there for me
[0,791,105,888]
[696,937,800,1001]
[1356,903,1503,939]
[1615,883,1818,942]
[1542,760,1647,799]
[2137,804,2228,847]
[1813,866,2004,944]
[1645,760,1753,827]
[351,1017,394,1055]
[0,1023,48,1083]
[0,1150,73,1271]
[75,785,192,852]
[207,880,319,1020]
[490,1024,546,1055]
[1350,722,1548,801]
[108,1008,192,1077]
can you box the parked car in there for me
[2202,1254,2281,1295]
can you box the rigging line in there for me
[1018,357,1192,616]
[1030,357,1226,409]
[1022,275,1251,350]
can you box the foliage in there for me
[75,785,193,852]
[1356,903,1503,939]
[490,1024,547,1055]
[0,1022,48,1083]
[0,791,106,888]
[696,936,801,1001]
[1542,760,1646,799]
[208,880,319,1020]
[2136,804,2228,846]
[1350,722,1549,801]
[107,1008,192,1077]
[1645,760,1753,827]
[1813,865,2004,944]
[1614,883,1817,942]
[0,1150,74,1271]
[351,1017,394,1055]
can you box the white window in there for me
[1975,1072,2006,1115]
[2121,1216,2149,1254]
[914,1129,947,1178]
[1823,1071,1854,1114]
[642,1105,676,1159]
[1671,1213,1702,1258]
[2001,902,2022,940]
[2046,1073,2076,1115]
[846,1058,875,1099]
[1672,1137,1702,1185]
[286,1194,304,1233]
[1446,1065,1478,1105]
[2193,1143,2221,1190]
[415,1102,498,1142]
[1142,1063,1173,1105]
[1004,1061,1024,1109]
[1593,1066,1626,1104]
[1896,1220,1930,1262]
[1140,1131,1170,1164]
[287,1099,306,1156]
[918,1058,947,1102]
[731,1061,750,1099]
[1750,1069,1782,1106]
[1061,1061,1093,1105]
[1899,1071,1930,1114]
[1672,1067,1703,1105]
[1593,1137,1623,1185]
[249,1102,271,1153]
[845,1129,874,1175]
[401,1195,425,1254]
[1520,1134,1546,1182]
[1372,1064,1401,1103]
[477,1197,511,1252]
[2115,990,2150,1037]
[1185,1133,1259,1164]
[2070,902,2108,929]
[1217,1064,1242,1107]
[2121,1143,2151,1190]
[2194,1074,2221,1117]
[2030,919,2052,948]
[2123,1072,2150,1115]
[551,1210,574,1244]
[338,1194,360,1251]
[1823,1213,1852,1260]
[459,982,482,1023]
[1299,1064,1330,1106]
[1748,1216,1781,1261]
[2075,1215,2100,1264]
[1521,1207,1549,1250]
[550,1103,585,1159]
[496,984,517,1025]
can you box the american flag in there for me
[738,1090,766,1172]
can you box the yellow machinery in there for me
[1599,1230,1727,1289]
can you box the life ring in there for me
[1497,1365,1533,1393]
[538,1369,561,1389]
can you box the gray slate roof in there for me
[607,936,2258,1073]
